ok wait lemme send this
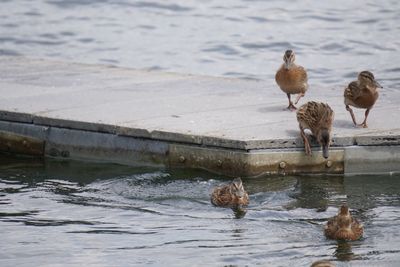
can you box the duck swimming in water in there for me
[324,205,363,241]
[211,177,249,207]
[310,260,336,267]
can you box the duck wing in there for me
[211,185,232,207]
[344,81,362,100]
[297,101,332,132]
[351,219,364,239]
[324,215,339,238]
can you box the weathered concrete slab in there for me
[0,130,44,156]
[344,146,400,175]
[169,144,344,177]
[1,56,400,176]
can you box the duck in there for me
[275,49,308,110]
[310,260,336,267]
[324,205,363,241]
[296,101,334,159]
[344,70,382,128]
[211,177,249,207]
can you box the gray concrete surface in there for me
[1,56,400,176]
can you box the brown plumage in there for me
[275,50,308,110]
[310,260,336,267]
[296,101,334,159]
[324,205,363,241]
[211,178,249,207]
[344,70,382,128]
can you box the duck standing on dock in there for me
[296,101,334,159]
[324,205,363,241]
[275,50,308,110]
[211,178,249,207]
[344,71,382,128]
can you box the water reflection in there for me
[1,155,400,266]
[288,176,346,211]
[334,240,357,261]
[232,206,247,219]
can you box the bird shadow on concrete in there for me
[334,119,357,129]
[286,129,300,137]
[257,105,292,113]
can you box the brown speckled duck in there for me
[211,178,249,207]
[275,50,308,110]
[324,205,363,241]
[344,71,382,128]
[296,101,334,159]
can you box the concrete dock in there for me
[1,56,400,176]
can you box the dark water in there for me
[1,0,400,89]
[1,155,400,266]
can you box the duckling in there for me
[344,71,382,128]
[275,50,308,110]
[324,205,363,241]
[211,177,249,207]
[296,101,334,159]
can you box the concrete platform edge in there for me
[1,120,400,176]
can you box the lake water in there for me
[1,155,400,266]
[1,1,400,266]
[0,0,400,89]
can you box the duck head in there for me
[337,205,352,227]
[317,128,331,159]
[230,177,246,199]
[358,70,382,89]
[339,205,350,216]
[283,49,296,70]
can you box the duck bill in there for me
[375,80,383,88]
[322,145,329,159]
[236,191,244,198]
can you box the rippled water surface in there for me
[1,1,400,266]
[1,0,400,88]
[1,155,400,266]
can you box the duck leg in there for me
[287,93,297,111]
[345,105,357,126]
[299,125,312,156]
[358,108,370,128]
[294,92,305,105]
